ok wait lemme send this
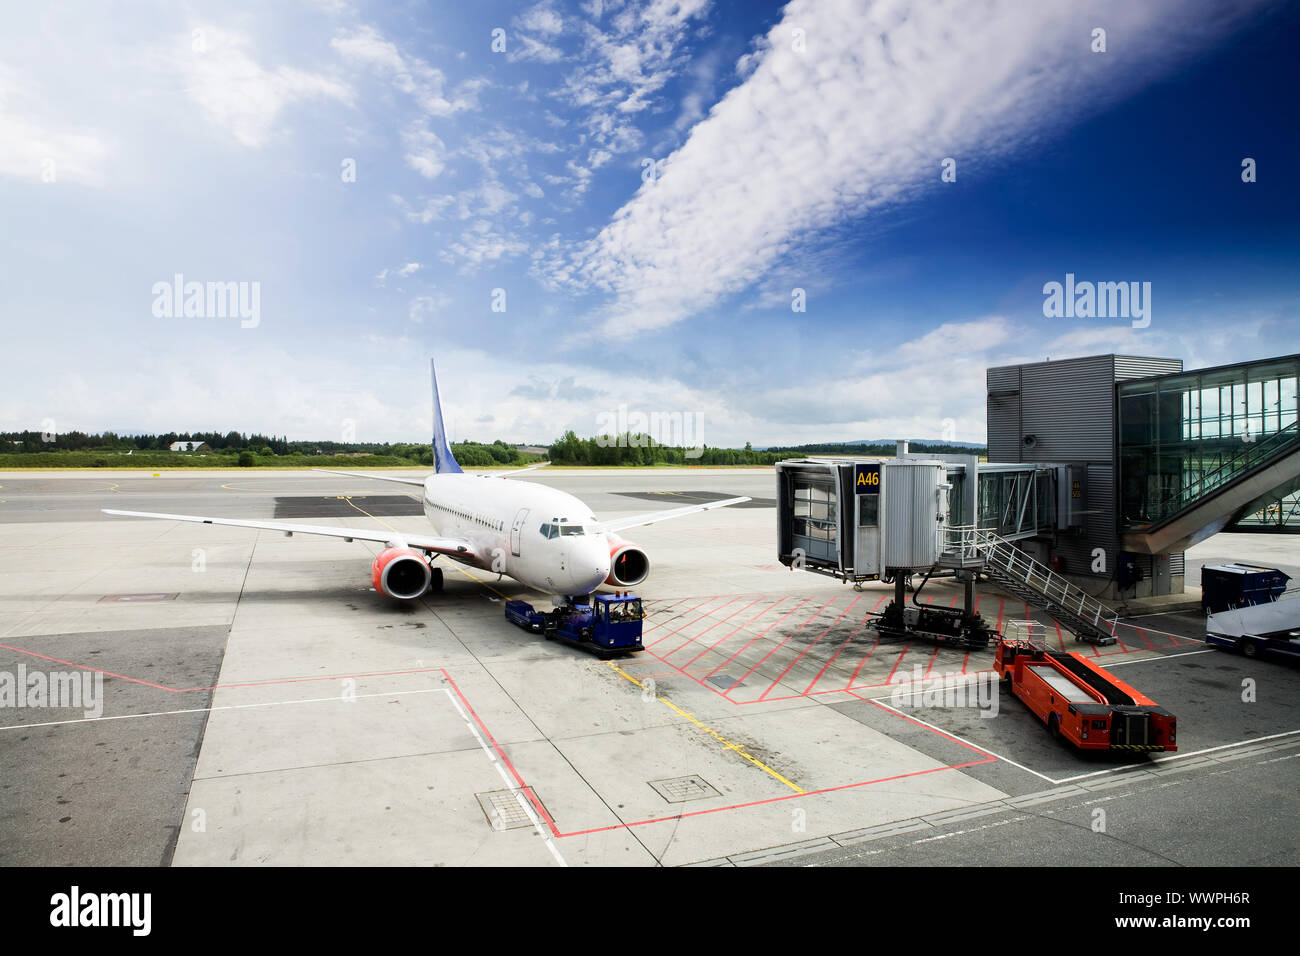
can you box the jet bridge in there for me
[776,453,1116,646]
[775,455,1082,584]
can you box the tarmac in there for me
[0,468,1296,867]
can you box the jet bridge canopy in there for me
[776,456,1074,582]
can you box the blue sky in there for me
[2,0,1296,448]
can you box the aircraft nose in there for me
[569,540,609,594]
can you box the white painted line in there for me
[1115,621,1202,641]
[0,687,445,731]
[867,698,1058,784]
[441,688,568,868]
[1049,729,1300,784]
[1103,648,1215,666]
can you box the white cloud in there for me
[401,120,446,178]
[440,221,529,269]
[332,25,479,117]
[181,26,352,148]
[0,63,109,184]
[520,3,565,36]
[547,0,1272,335]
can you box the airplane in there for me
[104,360,751,603]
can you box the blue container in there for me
[1201,564,1290,613]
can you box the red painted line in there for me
[1054,620,1065,652]
[703,599,809,681]
[641,595,721,634]
[446,661,998,838]
[841,668,1000,695]
[0,643,445,695]
[805,594,887,695]
[0,644,176,691]
[646,595,739,648]
[961,651,970,675]
[757,595,863,701]
[996,598,1004,632]
[1133,625,1155,651]
[858,695,996,756]
[725,598,837,696]
[882,643,910,686]
[549,757,996,838]
[845,629,885,689]
[661,596,763,658]
[681,597,787,670]
[922,645,939,679]
[441,669,561,836]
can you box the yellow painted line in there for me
[107,483,119,493]
[604,661,804,794]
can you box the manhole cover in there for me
[649,775,721,804]
[98,593,178,603]
[475,789,545,830]
[707,674,743,690]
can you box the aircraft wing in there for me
[102,509,475,558]
[311,468,427,487]
[597,496,752,534]
[482,462,550,478]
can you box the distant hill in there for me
[835,439,985,449]
[755,439,986,453]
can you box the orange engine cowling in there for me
[371,547,432,600]
[606,536,650,588]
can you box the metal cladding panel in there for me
[987,367,1021,462]
[1053,464,1118,579]
[1113,355,1183,382]
[882,461,943,569]
[1019,355,1115,462]
[987,366,1020,391]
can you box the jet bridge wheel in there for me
[1241,639,1259,659]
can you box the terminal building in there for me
[988,352,1300,598]
[776,351,1300,614]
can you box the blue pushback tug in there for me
[505,594,645,656]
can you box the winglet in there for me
[431,359,464,475]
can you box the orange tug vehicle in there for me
[995,635,1177,752]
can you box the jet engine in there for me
[371,547,432,600]
[606,536,650,587]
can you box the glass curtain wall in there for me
[1118,356,1300,528]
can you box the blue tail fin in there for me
[430,359,464,475]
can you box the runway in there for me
[1,467,1296,866]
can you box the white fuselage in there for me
[421,475,611,596]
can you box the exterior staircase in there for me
[943,526,1120,645]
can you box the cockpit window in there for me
[559,525,586,536]
[540,523,559,539]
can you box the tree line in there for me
[545,432,985,465]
